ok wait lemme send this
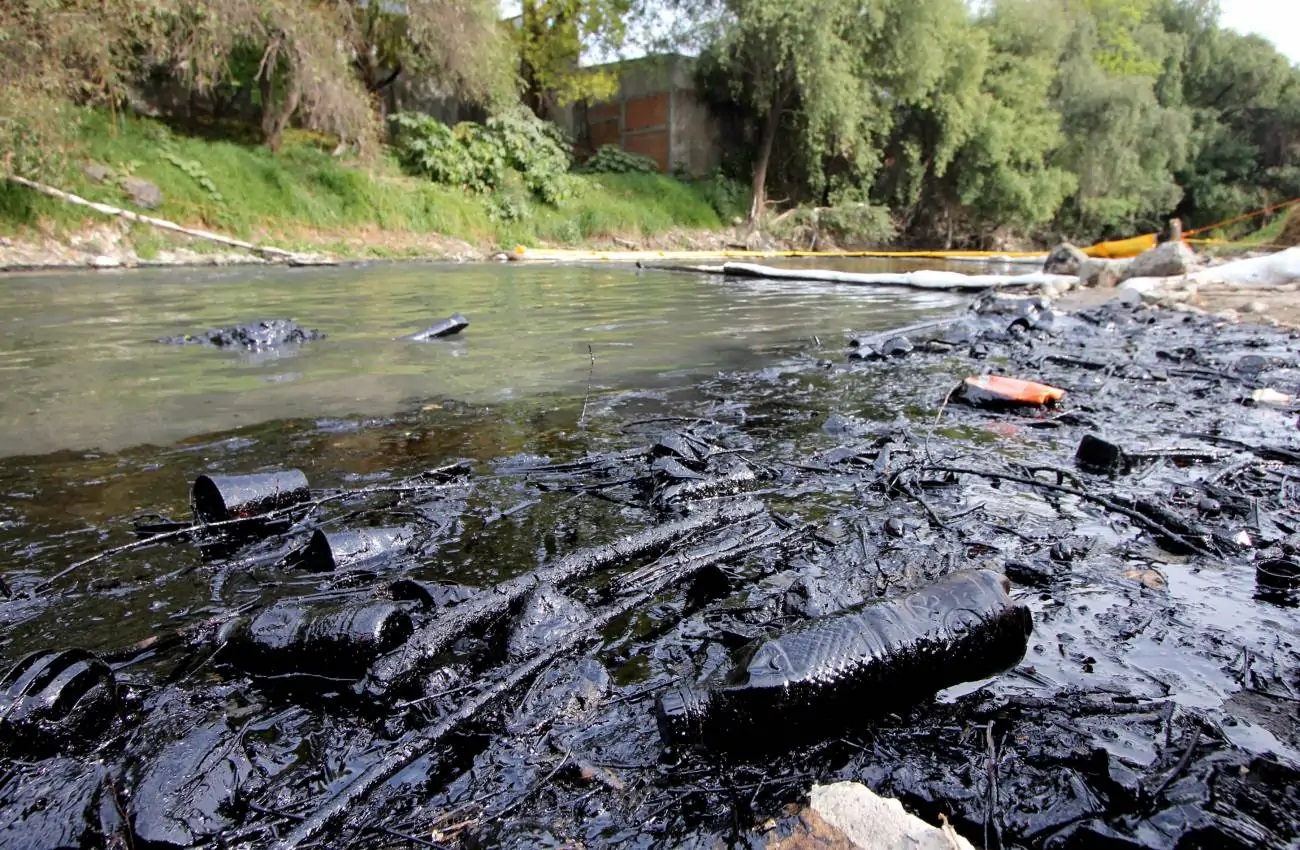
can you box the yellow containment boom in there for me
[511,198,1296,265]
[1082,233,1158,259]
[510,245,1048,264]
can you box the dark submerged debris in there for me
[215,600,414,677]
[285,525,413,572]
[1076,433,1128,475]
[0,649,118,757]
[158,319,323,348]
[1255,558,1300,605]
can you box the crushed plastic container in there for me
[961,375,1066,408]
[656,569,1032,749]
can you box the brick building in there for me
[564,54,722,178]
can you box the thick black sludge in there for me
[2,295,1300,849]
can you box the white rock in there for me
[89,254,122,269]
[809,782,976,850]
[1118,276,1163,296]
[1251,388,1292,406]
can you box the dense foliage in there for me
[517,0,632,117]
[692,0,1300,244]
[577,145,660,174]
[2,0,1298,248]
[391,109,574,205]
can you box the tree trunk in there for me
[748,100,781,225]
[260,71,301,153]
[520,0,546,119]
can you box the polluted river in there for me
[1,260,1297,849]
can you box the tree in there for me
[517,0,631,119]
[165,1,382,152]
[344,0,513,118]
[878,0,1076,245]
[1156,0,1300,229]
[1047,0,1192,236]
[954,0,1077,235]
[701,0,965,224]
[1,0,168,175]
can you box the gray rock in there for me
[121,176,162,209]
[1120,240,1201,281]
[82,163,112,183]
[1044,242,1088,275]
[1078,257,1128,288]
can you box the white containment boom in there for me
[717,261,1075,291]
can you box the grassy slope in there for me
[1255,203,1300,247]
[0,111,733,257]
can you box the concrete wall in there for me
[570,54,722,178]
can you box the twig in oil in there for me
[578,343,596,429]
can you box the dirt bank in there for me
[0,220,798,272]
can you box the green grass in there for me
[1241,204,1298,247]
[0,110,738,255]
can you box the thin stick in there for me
[1149,726,1201,804]
[983,721,1002,850]
[275,520,804,849]
[6,174,317,263]
[924,382,961,464]
[361,499,766,697]
[245,802,444,848]
[932,464,1218,558]
[482,748,572,825]
[578,343,596,429]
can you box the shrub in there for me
[697,170,748,221]
[770,203,896,247]
[818,203,896,245]
[390,108,574,206]
[577,145,659,175]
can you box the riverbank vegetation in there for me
[0,110,738,256]
[2,0,1298,255]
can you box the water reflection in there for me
[0,260,974,456]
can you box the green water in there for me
[0,260,966,458]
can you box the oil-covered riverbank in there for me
[2,269,1298,849]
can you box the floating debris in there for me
[158,319,323,348]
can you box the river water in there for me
[0,260,965,458]
[0,259,971,656]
